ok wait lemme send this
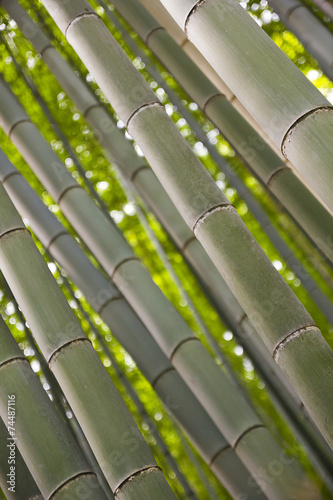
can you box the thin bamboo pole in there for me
[0,315,110,500]
[0,151,267,500]
[266,0,333,80]
[0,416,42,500]
[39,0,333,452]
[310,0,333,19]
[0,185,175,499]
[156,0,333,213]
[106,0,333,265]
[0,86,318,499]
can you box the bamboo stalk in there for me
[106,0,333,265]
[37,0,333,454]
[156,0,333,213]
[0,150,269,500]
[0,315,110,500]
[0,273,115,499]
[0,183,175,499]
[0,416,42,500]
[265,0,333,80]
[0,85,318,499]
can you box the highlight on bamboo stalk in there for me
[0,0,332,499]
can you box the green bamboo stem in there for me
[0,416,42,500]
[0,184,175,499]
[310,0,333,19]
[38,0,333,454]
[0,151,268,500]
[108,0,333,265]
[0,274,115,499]
[157,0,333,213]
[267,0,333,80]
[0,315,110,500]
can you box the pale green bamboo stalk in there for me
[0,274,115,499]
[310,0,333,19]
[106,0,333,264]
[39,0,333,452]
[157,0,333,213]
[265,0,333,80]
[0,184,175,499]
[0,416,42,500]
[0,84,317,499]
[0,315,110,499]
[0,151,267,500]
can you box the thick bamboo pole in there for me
[0,185,175,499]
[106,0,333,265]
[0,151,266,500]
[156,0,333,213]
[39,0,333,452]
[0,315,109,500]
[0,82,318,499]
[0,417,42,500]
[310,0,333,19]
[266,0,333,80]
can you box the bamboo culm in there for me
[40,0,333,452]
[106,0,333,266]
[157,0,333,214]
[0,73,317,500]
[267,0,333,80]
[0,315,109,500]
[0,182,175,499]
[0,415,42,500]
[310,0,333,19]
[0,151,267,500]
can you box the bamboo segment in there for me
[157,0,333,213]
[0,153,267,499]
[267,0,333,80]
[107,0,333,267]
[0,185,175,499]
[0,69,317,500]
[0,416,42,500]
[37,0,333,453]
[0,315,109,500]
